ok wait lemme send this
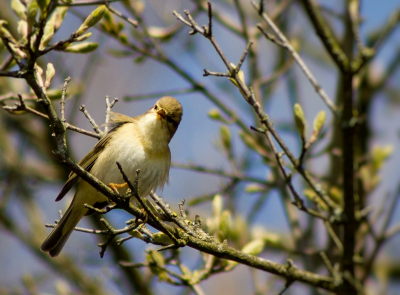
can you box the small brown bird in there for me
[41,97,183,257]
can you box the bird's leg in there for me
[108,182,128,194]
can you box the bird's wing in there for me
[106,111,138,129]
[55,120,130,202]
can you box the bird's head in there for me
[151,96,183,142]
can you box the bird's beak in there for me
[156,109,166,120]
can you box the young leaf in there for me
[293,103,306,139]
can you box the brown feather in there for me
[55,122,127,201]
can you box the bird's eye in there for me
[167,117,174,123]
[154,105,158,110]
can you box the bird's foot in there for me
[109,182,128,194]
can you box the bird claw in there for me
[109,182,128,194]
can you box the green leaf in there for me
[63,42,98,53]
[308,110,326,145]
[17,20,28,39]
[371,145,393,172]
[46,89,62,100]
[12,0,27,20]
[212,194,222,218]
[76,5,106,36]
[313,110,326,136]
[293,103,306,139]
[74,32,92,42]
[45,63,55,88]
[244,183,265,193]
[219,210,232,237]
[39,20,54,50]
[51,7,68,31]
[241,239,265,255]
[106,48,133,57]
[220,125,232,155]
[27,0,38,29]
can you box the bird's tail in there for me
[41,197,87,257]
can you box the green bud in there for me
[119,34,128,44]
[50,7,68,31]
[293,103,306,139]
[46,89,62,100]
[12,0,27,21]
[146,251,169,283]
[0,21,12,39]
[180,265,192,279]
[329,186,343,205]
[117,21,124,33]
[304,188,328,210]
[244,183,265,194]
[35,64,44,87]
[148,26,173,41]
[103,8,112,23]
[39,20,54,50]
[371,145,393,172]
[37,0,50,17]
[135,0,145,16]
[63,42,98,53]
[148,249,165,267]
[27,0,38,30]
[45,63,55,88]
[220,125,232,155]
[228,62,246,89]
[128,229,144,239]
[219,210,232,236]
[76,5,106,36]
[308,110,326,145]
[74,32,92,42]
[212,194,222,218]
[313,110,326,136]
[289,38,300,52]
[151,232,173,245]
[17,20,28,38]
[241,239,265,256]
[208,109,223,121]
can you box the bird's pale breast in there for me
[91,123,171,197]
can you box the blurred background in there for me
[0,0,400,294]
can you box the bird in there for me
[41,96,183,257]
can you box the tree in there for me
[1,0,399,294]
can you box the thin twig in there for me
[0,54,14,71]
[252,2,337,114]
[319,251,335,276]
[203,70,230,77]
[251,127,327,221]
[178,199,187,219]
[174,2,339,214]
[80,104,102,134]
[2,99,100,138]
[60,77,71,124]
[106,3,138,28]
[172,162,272,186]
[116,163,186,249]
[0,70,25,78]
[236,41,253,71]
[45,221,138,235]
[104,95,118,132]
[298,0,350,73]
[149,191,196,237]
[324,220,343,254]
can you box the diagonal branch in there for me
[174,3,340,214]
[252,1,338,114]
[298,0,350,73]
